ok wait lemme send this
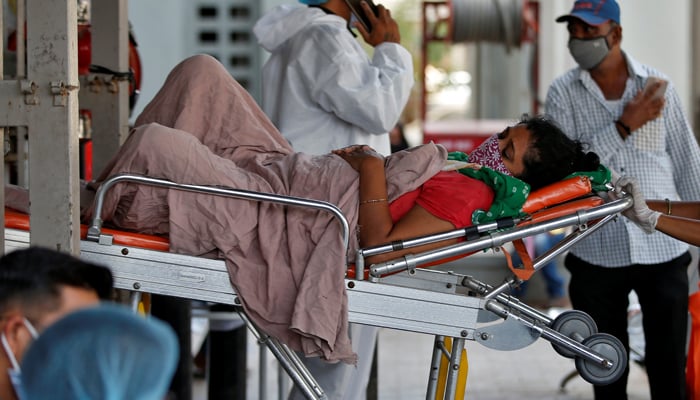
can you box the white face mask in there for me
[1,318,39,400]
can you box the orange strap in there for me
[4,208,170,252]
[502,239,536,281]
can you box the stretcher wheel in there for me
[550,310,598,358]
[575,333,627,386]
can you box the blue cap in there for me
[21,303,179,400]
[556,0,620,25]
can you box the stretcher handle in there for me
[359,216,521,259]
[87,174,350,251]
[353,217,522,280]
[369,195,633,278]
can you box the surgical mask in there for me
[468,133,511,176]
[568,33,611,70]
[1,318,38,400]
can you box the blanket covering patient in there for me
[87,55,447,364]
[86,55,600,364]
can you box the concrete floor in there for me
[194,324,650,400]
[193,251,652,400]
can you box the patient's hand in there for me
[332,145,384,172]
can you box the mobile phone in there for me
[344,0,379,32]
[643,77,668,100]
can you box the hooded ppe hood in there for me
[254,4,344,52]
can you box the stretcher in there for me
[3,172,633,400]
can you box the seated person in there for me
[85,54,601,364]
[612,175,700,246]
[20,303,178,400]
[0,247,113,400]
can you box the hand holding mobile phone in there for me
[643,77,668,100]
[344,0,379,32]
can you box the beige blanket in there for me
[87,55,447,363]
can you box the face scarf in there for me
[568,30,612,70]
[467,133,511,176]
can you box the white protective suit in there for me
[254,5,413,400]
[253,4,414,156]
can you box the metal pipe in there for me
[370,197,632,277]
[88,173,350,251]
[443,338,466,399]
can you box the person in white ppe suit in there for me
[254,1,412,399]
[254,0,413,156]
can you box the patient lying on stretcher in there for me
[333,115,602,264]
[79,54,601,363]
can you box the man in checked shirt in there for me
[545,1,700,399]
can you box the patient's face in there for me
[497,124,532,177]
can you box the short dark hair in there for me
[0,247,113,318]
[516,114,600,190]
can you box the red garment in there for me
[389,171,495,228]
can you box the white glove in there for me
[609,169,621,187]
[610,176,660,234]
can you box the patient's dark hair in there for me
[516,114,600,190]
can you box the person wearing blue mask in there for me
[0,247,114,400]
[20,303,178,400]
[545,1,700,399]
[254,1,411,399]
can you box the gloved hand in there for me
[609,168,621,186]
[610,175,660,234]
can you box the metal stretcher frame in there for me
[3,173,634,400]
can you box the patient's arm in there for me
[333,146,457,263]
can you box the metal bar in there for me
[370,197,632,277]
[237,311,326,400]
[16,0,25,78]
[260,344,268,400]
[483,301,610,367]
[86,0,130,176]
[26,0,80,252]
[277,341,328,400]
[425,335,444,400]
[443,338,465,400]
[87,174,350,252]
[359,217,519,259]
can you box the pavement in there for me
[193,321,650,400]
[373,325,650,400]
[194,251,653,399]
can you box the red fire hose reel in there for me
[7,23,142,181]
[77,22,143,112]
[8,22,142,112]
